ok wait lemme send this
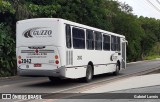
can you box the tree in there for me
[112,12,145,61]
[0,23,16,76]
[139,16,159,59]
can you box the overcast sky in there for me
[117,0,160,19]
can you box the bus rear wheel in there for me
[84,65,93,82]
[113,63,120,75]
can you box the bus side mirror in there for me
[122,38,128,45]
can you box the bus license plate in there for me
[34,64,41,67]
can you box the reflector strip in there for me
[21,50,54,53]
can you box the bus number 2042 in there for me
[21,59,31,64]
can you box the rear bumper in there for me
[17,66,65,78]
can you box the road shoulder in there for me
[82,73,160,93]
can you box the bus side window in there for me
[117,37,121,51]
[66,25,71,48]
[72,27,85,49]
[95,31,102,50]
[111,35,116,51]
[103,34,110,51]
[86,29,94,50]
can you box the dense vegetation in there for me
[0,0,160,76]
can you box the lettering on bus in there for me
[23,27,52,38]
[33,30,52,36]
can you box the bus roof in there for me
[17,18,125,38]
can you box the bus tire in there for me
[48,77,61,83]
[113,63,120,76]
[84,65,93,83]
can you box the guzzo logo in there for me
[23,27,52,38]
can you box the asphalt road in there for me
[0,60,160,93]
[58,79,160,102]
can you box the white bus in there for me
[16,18,127,82]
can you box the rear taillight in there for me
[18,56,22,64]
[18,56,21,59]
[55,60,59,64]
[55,55,58,59]
[18,60,21,64]
[55,55,59,64]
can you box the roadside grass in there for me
[144,55,160,60]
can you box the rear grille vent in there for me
[66,50,73,65]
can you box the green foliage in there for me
[0,0,15,14]
[25,0,55,5]
[139,17,159,59]
[29,4,61,17]
[112,12,145,61]
[119,2,133,14]
[0,23,16,77]
[144,55,160,60]
[148,42,160,56]
[13,0,32,20]
[28,0,118,31]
